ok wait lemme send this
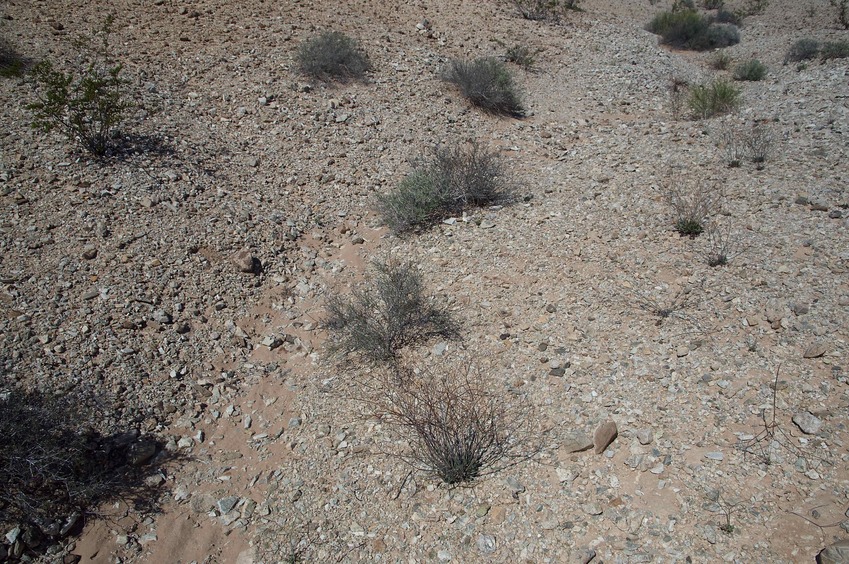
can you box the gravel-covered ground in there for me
[1,0,848,562]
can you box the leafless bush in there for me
[369,363,539,485]
[663,172,723,236]
[702,221,745,267]
[324,258,458,363]
[511,0,580,22]
[717,123,774,168]
[668,77,690,120]
[0,388,173,555]
[744,123,774,166]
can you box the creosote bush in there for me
[295,31,370,82]
[820,40,849,60]
[442,58,524,116]
[784,38,820,63]
[27,17,131,157]
[511,0,580,22]
[370,364,538,485]
[688,78,740,119]
[324,258,457,363]
[646,9,740,51]
[377,142,512,233]
[733,59,767,81]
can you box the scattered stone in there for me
[81,246,98,260]
[506,476,525,494]
[177,437,194,449]
[432,342,448,356]
[233,249,260,274]
[650,463,665,474]
[152,309,173,324]
[350,234,365,245]
[217,496,240,514]
[573,548,597,564]
[792,411,823,435]
[582,503,603,516]
[636,428,653,445]
[818,540,849,564]
[675,345,689,357]
[803,342,829,358]
[437,549,451,562]
[705,452,724,461]
[562,431,594,454]
[127,440,157,466]
[476,534,496,554]
[593,420,618,454]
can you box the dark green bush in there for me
[784,38,820,63]
[713,9,742,25]
[820,40,849,60]
[324,258,457,363]
[295,31,370,82]
[733,59,767,81]
[647,10,740,50]
[442,58,524,116]
[377,143,513,233]
[688,79,741,119]
[27,18,130,157]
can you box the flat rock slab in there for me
[792,411,823,435]
[594,420,618,454]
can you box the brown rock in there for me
[593,420,618,454]
[803,342,829,359]
[233,249,260,274]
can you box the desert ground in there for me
[1,0,849,562]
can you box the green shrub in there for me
[784,38,820,63]
[831,0,849,29]
[442,58,524,116]
[27,17,130,157]
[733,59,767,81]
[647,10,739,50]
[688,78,741,119]
[503,43,541,70]
[511,0,580,22]
[324,258,458,363]
[704,23,740,48]
[702,0,724,8]
[295,31,370,82]
[820,40,849,60]
[710,50,732,70]
[377,142,512,233]
[713,9,742,25]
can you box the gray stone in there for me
[506,476,524,494]
[476,534,496,554]
[593,420,618,454]
[127,440,157,466]
[233,249,259,274]
[432,342,448,356]
[803,342,829,358]
[437,550,451,562]
[562,431,594,453]
[636,429,653,445]
[583,503,603,516]
[818,540,849,564]
[792,411,823,435]
[152,309,173,324]
[705,451,724,461]
[573,548,597,564]
[217,495,240,514]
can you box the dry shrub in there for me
[368,363,539,485]
[295,31,370,82]
[324,258,458,363]
[442,58,524,116]
[663,171,723,236]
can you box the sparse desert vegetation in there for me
[2,1,848,563]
